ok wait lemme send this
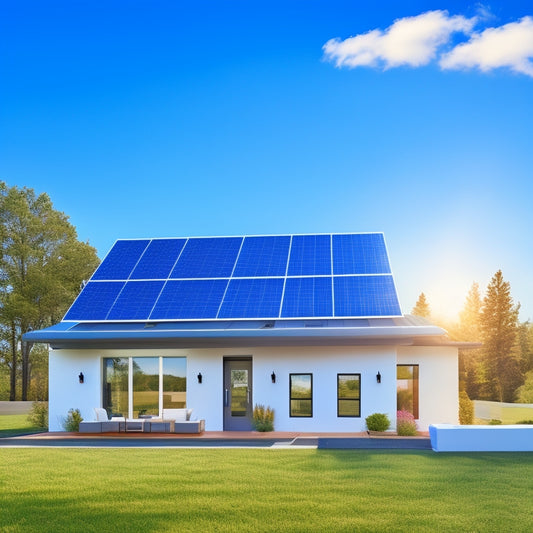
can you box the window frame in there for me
[397,364,419,419]
[337,373,361,418]
[289,373,313,417]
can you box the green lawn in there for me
[1,448,533,532]
[0,414,44,437]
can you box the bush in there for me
[365,413,390,432]
[459,391,474,425]
[62,408,83,432]
[396,410,418,436]
[516,420,533,424]
[488,419,502,425]
[27,401,48,429]
[252,404,274,432]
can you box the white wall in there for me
[397,346,459,430]
[49,343,458,432]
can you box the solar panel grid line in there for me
[102,239,155,320]
[330,234,336,317]
[146,237,190,320]
[277,235,294,319]
[215,236,245,319]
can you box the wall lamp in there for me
[197,372,203,384]
[376,371,381,384]
[79,372,84,384]
[271,371,276,384]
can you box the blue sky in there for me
[1,1,532,322]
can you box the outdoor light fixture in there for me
[197,372,202,384]
[376,371,381,384]
[79,372,84,384]
[271,371,276,384]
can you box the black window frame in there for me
[289,373,313,417]
[337,373,361,418]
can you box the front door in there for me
[223,358,253,430]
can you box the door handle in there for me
[225,389,229,407]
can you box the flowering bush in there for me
[396,410,418,436]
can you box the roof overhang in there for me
[23,316,479,351]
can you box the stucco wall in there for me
[397,345,459,429]
[48,344,458,432]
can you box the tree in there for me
[455,283,484,398]
[516,370,533,403]
[479,270,521,403]
[411,292,431,318]
[0,182,100,400]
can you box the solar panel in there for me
[64,281,125,321]
[107,281,165,320]
[281,277,333,318]
[130,239,186,280]
[92,240,150,280]
[150,279,228,319]
[170,237,242,279]
[233,236,290,277]
[333,275,401,317]
[332,233,391,275]
[287,234,331,276]
[64,233,402,321]
[218,278,284,319]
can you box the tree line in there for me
[412,273,533,403]
[0,182,99,400]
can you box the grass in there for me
[0,414,45,437]
[1,449,533,532]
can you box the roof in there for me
[23,315,475,350]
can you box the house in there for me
[25,233,469,432]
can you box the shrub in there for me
[488,419,502,425]
[458,391,474,425]
[516,420,533,424]
[62,408,83,432]
[396,410,418,436]
[27,401,48,429]
[365,413,390,432]
[252,404,274,432]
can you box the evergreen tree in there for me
[479,270,521,402]
[411,292,431,318]
[0,182,100,400]
[456,283,484,398]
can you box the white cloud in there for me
[323,10,476,69]
[440,17,533,76]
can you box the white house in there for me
[25,233,469,432]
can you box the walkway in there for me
[0,430,432,449]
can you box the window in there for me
[337,374,361,417]
[397,365,419,419]
[103,358,129,417]
[290,373,312,417]
[103,356,186,419]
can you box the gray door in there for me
[223,358,253,430]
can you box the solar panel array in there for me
[64,233,402,321]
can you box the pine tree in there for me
[456,283,484,398]
[411,293,431,318]
[479,270,521,402]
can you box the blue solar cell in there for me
[92,240,150,280]
[333,275,401,317]
[281,277,333,318]
[107,281,165,320]
[332,234,391,275]
[130,239,186,280]
[233,236,290,277]
[218,278,284,319]
[150,279,228,319]
[64,281,125,321]
[170,237,242,279]
[287,235,331,276]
